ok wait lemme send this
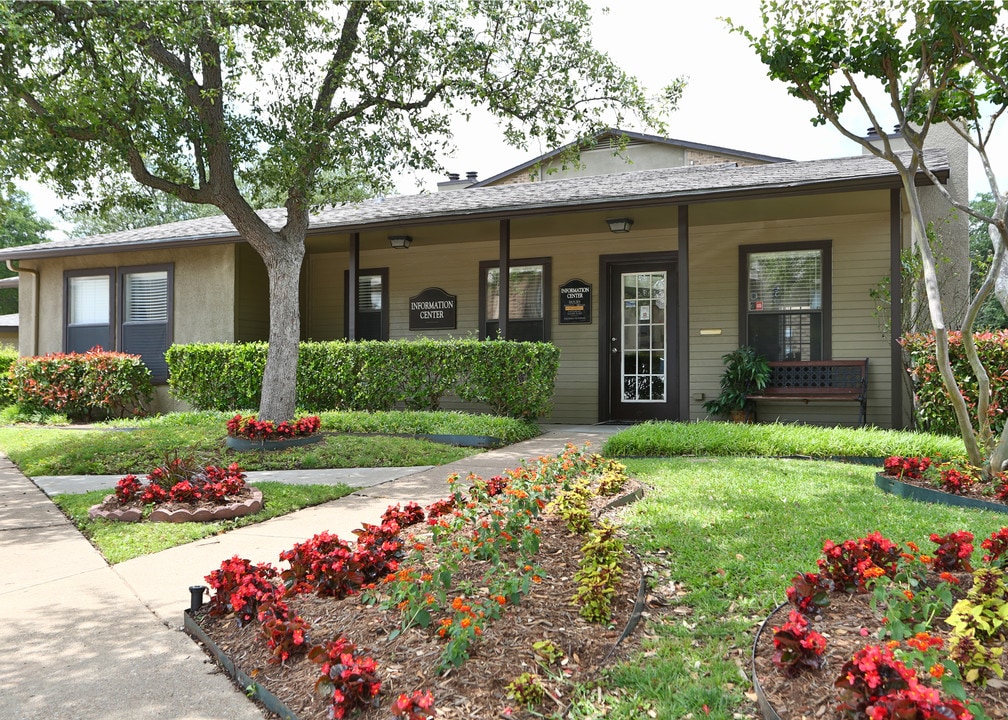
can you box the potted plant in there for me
[703,346,771,422]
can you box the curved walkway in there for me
[0,425,619,720]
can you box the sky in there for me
[18,0,1004,238]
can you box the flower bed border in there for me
[874,472,1008,515]
[89,488,263,523]
[751,602,787,720]
[184,609,298,720]
[225,434,324,452]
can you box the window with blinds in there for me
[480,259,551,341]
[119,265,173,383]
[65,270,113,353]
[742,244,829,361]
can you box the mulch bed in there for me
[190,480,665,720]
[753,591,1008,719]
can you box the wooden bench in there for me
[747,358,869,426]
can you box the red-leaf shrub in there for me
[771,608,827,676]
[10,348,153,420]
[391,690,435,720]
[901,330,1008,436]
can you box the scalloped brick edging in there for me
[88,488,263,523]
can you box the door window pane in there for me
[621,271,666,402]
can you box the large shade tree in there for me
[0,185,51,315]
[0,0,674,422]
[732,0,1008,476]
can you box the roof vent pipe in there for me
[447,172,460,181]
[466,171,478,181]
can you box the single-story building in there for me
[0,129,967,428]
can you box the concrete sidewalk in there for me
[1,424,619,719]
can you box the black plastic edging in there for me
[751,602,786,720]
[184,610,301,720]
[601,549,649,665]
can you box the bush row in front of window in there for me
[165,339,560,419]
[901,329,1008,436]
[0,346,19,406]
[10,349,154,420]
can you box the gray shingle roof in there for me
[0,148,947,261]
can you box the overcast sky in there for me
[20,0,1001,237]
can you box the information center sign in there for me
[409,287,457,330]
[559,279,592,324]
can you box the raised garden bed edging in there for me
[225,434,324,452]
[184,609,299,720]
[874,473,1008,515]
[751,602,787,720]
[88,488,263,523]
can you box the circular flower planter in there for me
[874,472,1008,515]
[225,433,324,452]
[89,487,263,523]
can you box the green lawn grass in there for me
[596,457,1008,719]
[0,409,539,476]
[53,481,355,564]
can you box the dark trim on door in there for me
[678,206,690,420]
[890,188,904,429]
[598,250,679,422]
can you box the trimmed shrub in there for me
[10,349,153,420]
[0,345,19,406]
[901,330,1008,436]
[165,342,267,411]
[166,339,559,418]
[457,340,560,418]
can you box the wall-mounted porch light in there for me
[606,218,633,233]
[389,235,413,249]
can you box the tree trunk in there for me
[257,239,306,423]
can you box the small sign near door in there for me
[559,278,592,324]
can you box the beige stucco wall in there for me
[23,242,237,356]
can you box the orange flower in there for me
[929,663,945,679]
[903,590,915,601]
[460,617,472,629]
[862,566,886,579]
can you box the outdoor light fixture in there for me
[606,218,633,233]
[389,235,413,249]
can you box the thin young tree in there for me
[0,1,677,422]
[731,0,1008,475]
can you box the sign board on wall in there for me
[409,287,457,330]
[559,278,592,324]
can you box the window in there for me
[65,269,114,354]
[479,258,551,341]
[344,268,389,340]
[120,265,173,383]
[63,264,173,383]
[740,242,830,361]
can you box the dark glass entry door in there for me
[604,258,678,421]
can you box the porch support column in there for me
[889,189,905,428]
[499,219,510,339]
[678,205,690,420]
[348,232,359,341]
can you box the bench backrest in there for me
[765,359,868,396]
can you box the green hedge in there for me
[0,346,18,406]
[10,350,153,420]
[166,339,560,418]
[901,330,1008,436]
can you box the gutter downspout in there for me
[7,260,38,356]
